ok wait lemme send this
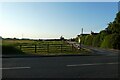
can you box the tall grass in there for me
[2,45,25,55]
[2,39,87,55]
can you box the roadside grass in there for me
[2,39,34,55]
[2,39,92,56]
[2,45,25,55]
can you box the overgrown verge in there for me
[2,45,25,55]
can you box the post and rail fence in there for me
[17,44,76,53]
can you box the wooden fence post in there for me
[47,44,49,53]
[61,44,62,53]
[72,44,73,52]
[35,45,37,53]
[20,45,22,50]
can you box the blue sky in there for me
[0,2,118,39]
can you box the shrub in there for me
[92,34,101,47]
[2,45,24,54]
[84,35,94,46]
[101,34,120,49]
[81,36,86,44]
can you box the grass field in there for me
[2,39,89,55]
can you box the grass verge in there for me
[2,40,93,56]
[2,45,25,55]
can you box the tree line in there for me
[76,11,120,50]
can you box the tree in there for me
[92,34,101,47]
[60,36,64,41]
[101,33,120,49]
[106,11,120,34]
[78,11,120,50]
[84,35,94,46]
[81,35,86,44]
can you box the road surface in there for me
[1,41,119,79]
[66,41,120,56]
[2,55,119,78]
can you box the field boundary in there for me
[17,43,79,54]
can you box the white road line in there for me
[0,67,31,70]
[106,62,118,65]
[66,62,119,67]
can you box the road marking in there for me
[0,67,31,70]
[66,62,119,67]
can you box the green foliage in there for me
[106,12,120,35]
[80,11,120,50]
[106,22,120,34]
[75,37,79,42]
[92,34,101,47]
[84,35,94,46]
[101,34,113,48]
[100,33,120,49]
[115,11,120,24]
[81,36,86,44]
[2,45,24,54]
[112,34,120,49]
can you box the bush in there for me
[101,34,120,49]
[79,12,120,50]
[81,36,86,44]
[92,34,101,47]
[2,45,24,55]
[84,35,94,46]
[112,34,120,49]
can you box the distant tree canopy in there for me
[106,12,120,35]
[76,11,120,50]
[60,36,64,41]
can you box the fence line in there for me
[18,44,75,53]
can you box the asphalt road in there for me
[2,55,119,78]
[66,41,120,56]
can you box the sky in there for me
[0,2,118,39]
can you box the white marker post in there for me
[77,35,81,50]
